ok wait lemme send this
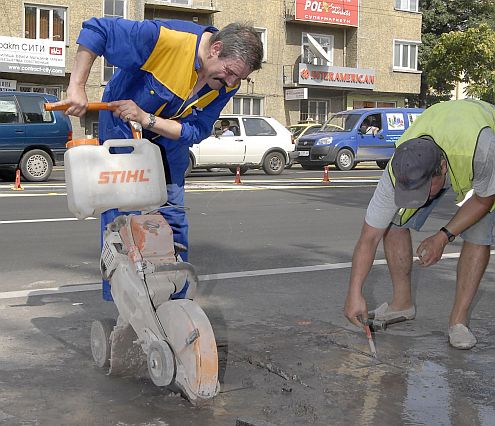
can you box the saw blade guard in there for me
[156,299,219,404]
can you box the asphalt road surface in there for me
[0,164,494,426]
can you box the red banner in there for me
[295,0,359,27]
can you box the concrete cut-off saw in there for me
[44,102,219,405]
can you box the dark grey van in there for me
[0,92,72,181]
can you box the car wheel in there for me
[262,152,285,175]
[376,160,388,169]
[19,149,53,182]
[184,156,193,177]
[335,149,354,171]
[229,166,249,175]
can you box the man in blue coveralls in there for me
[53,18,263,300]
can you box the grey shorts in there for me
[392,189,495,245]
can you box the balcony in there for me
[145,0,220,14]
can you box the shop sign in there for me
[0,36,65,76]
[295,0,359,27]
[0,78,17,91]
[298,63,375,90]
[285,88,308,100]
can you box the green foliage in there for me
[426,24,495,103]
[411,0,495,107]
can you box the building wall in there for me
[1,0,423,137]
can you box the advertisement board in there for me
[295,0,359,27]
[0,36,65,76]
[298,63,375,90]
[285,88,308,100]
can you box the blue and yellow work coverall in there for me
[77,18,239,300]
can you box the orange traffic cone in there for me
[322,165,330,183]
[234,166,242,184]
[12,169,24,191]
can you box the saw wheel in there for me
[147,340,176,387]
[90,318,116,368]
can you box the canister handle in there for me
[102,138,141,150]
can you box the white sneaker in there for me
[368,302,416,321]
[448,324,477,349]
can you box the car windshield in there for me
[288,126,306,137]
[321,113,360,132]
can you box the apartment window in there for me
[254,28,267,62]
[395,0,419,12]
[302,33,333,66]
[300,100,327,123]
[353,101,397,109]
[24,5,66,41]
[103,0,126,82]
[393,41,419,71]
[233,96,262,115]
[18,84,62,99]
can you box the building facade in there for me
[0,0,421,138]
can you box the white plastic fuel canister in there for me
[64,138,167,219]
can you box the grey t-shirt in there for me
[365,127,495,229]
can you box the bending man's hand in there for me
[49,85,89,117]
[344,292,368,327]
[108,100,147,125]
[416,232,447,266]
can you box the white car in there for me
[187,115,294,176]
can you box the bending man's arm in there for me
[50,45,97,116]
[344,222,387,327]
[416,193,495,266]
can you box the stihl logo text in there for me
[98,169,150,184]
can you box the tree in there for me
[414,0,495,107]
[426,24,495,103]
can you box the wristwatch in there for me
[440,226,455,243]
[145,113,156,129]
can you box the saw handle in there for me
[44,102,116,111]
[44,102,142,139]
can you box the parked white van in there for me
[187,115,294,176]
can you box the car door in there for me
[195,117,245,165]
[354,112,386,161]
[16,94,63,149]
[242,117,278,163]
[0,95,26,166]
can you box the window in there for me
[17,95,53,123]
[353,100,396,109]
[395,0,419,13]
[233,96,263,115]
[25,5,66,41]
[18,84,62,99]
[0,98,20,124]
[103,0,126,82]
[213,118,240,136]
[242,118,276,136]
[302,33,333,66]
[300,100,327,123]
[254,28,267,62]
[393,41,419,71]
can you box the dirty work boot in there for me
[448,324,477,350]
[368,302,416,321]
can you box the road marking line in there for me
[0,251,482,301]
[0,217,96,224]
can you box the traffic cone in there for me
[11,169,24,191]
[322,165,330,183]
[234,166,242,184]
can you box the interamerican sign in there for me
[298,63,375,90]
